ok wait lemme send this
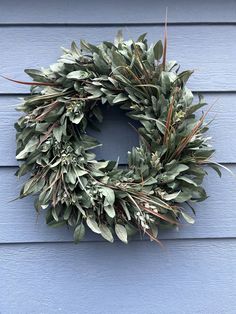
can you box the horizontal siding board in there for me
[0,25,236,92]
[1,94,235,166]
[0,165,235,243]
[0,0,236,24]
[0,240,236,313]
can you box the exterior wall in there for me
[0,1,235,313]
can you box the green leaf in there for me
[167,164,189,176]
[178,176,198,187]
[16,138,38,159]
[149,223,158,239]
[39,189,52,205]
[155,120,166,135]
[153,40,163,60]
[147,44,155,64]
[100,186,115,205]
[113,93,129,103]
[208,163,222,177]
[177,70,193,85]
[114,30,123,46]
[115,224,128,243]
[48,220,66,228]
[15,163,31,177]
[74,223,85,243]
[23,178,36,195]
[71,41,81,57]
[25,68,46,81]
[70,113,84,124]
[67,70,90,80]
[120,200,131,221]
[181,211,195,224]
[52,206,60,222]
[81,134,101,150]
[80,40,100,53]
[74,168,88,177]
[111,50,126,67]
[66,170,77,185]
[86,217,101,234]
[63,206,72,220]
[85,85,103,99]
[175,191,192,203]
[104,205,116,218]
[100,224,114,242]
[162,191,181,201]
[143,177,157,186]
[93,53,110,74]
[93,161,110,169]
[137,33,147,42]
[125,223,138,237]
[50,158,62,168]
[53,126,63,142]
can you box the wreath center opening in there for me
[87,104,139,164]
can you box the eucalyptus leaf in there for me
[53,126,63,142]
[67,70,90,80]
[74,223,86,243]
[115,224,128,244]
[100,186,115,205]
[181,211,195,224]
[86,217,101,234]
[153,40,163,60]
[100,224,114,242]
[104,205,116,218]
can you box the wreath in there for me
[12,31,221,244]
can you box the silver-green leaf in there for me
[115,224,128,244]
[74,223,85,243]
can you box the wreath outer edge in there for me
[13,31,222,244]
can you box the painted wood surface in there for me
[0,25,236,93]
[0,1,236,313]
[0,0,236,24]
[1,240,236,314]
[1,93,235,166]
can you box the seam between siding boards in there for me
[1,237,236,246]
[1,22,236,27]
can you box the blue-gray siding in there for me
[0,1,236,313]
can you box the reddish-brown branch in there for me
[143,229,163,247]
[1,75,58,87]
[162,8,168,70]
[35,101,60,121]
[163,99,174,145]
[38,121,58,145]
